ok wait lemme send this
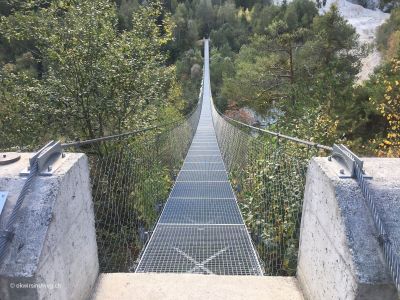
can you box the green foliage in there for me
[210,49,234,92]
[217,120,324,275]
[175,48,203,111]
[170,3,199,59]
[364,58,400,157]
[379,0,400,12]
[90,119,195,271]
[196,0,215,36]
[250,3,281,35]
[219,3,368,149]
[236,143,309,275]
[0,67,48,149]
[284,0,318,30]
[0,0,175,149]
[377,8,400,59]
[116,0,139,30]
[298,6,366,119]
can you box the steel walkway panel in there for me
[170,182,235,199]
[181,162,226,171]
[159,198,242,224]
[176,170,228,182]
[136,225,262,275]
[187,150,222,156]
[184,156,224,163]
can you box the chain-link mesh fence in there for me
[63,85,202,272]
[211,102,329,276]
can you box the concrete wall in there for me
[0,153,98,300]
[297,157,400,300]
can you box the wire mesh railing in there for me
[211,101,330,276]
[61,84,202,272]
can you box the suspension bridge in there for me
[135,39,262,275]
[0,39,399,300]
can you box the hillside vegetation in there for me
[0,0,398,156]
[168,0,399,156]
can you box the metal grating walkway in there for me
[136,39,263,276]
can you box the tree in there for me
[215,0,236,27]
[379,0,400,12]
[170,3,199,59]
[221,0,317,113]
[0,0,174,148]
[375,58,400,157]
[117,0,139,30]
[195,0,215,36]
[377,8,400,60]
[250,4,281,35]
[284,0,317,31]
[295,5,365,116]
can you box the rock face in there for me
[320,0,389,82]
[191,64,202,79]
[347,0,380,9]
[348,0,399,11]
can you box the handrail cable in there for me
[213,105,333,151]
[62,123,172,148]
[62,88,203,149]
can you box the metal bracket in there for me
[0,191,8,216]
[20,141,65,176]
[330,144,372,179]
[0,230,13,241]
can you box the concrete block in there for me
[91,273,304,300]
[297,157,400,300]
[0,153,99,300]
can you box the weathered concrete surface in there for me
[91,273,304,300]
[0,153,98,300]
[297,157,400,300]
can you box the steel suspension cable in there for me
[0,155,41,263]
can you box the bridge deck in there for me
[136,40,262,276]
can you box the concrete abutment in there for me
[0,153,98,300]
[297,157,400,300]
[0,152,399,300]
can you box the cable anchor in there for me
[330,144,372,179]
[20,141,65,176]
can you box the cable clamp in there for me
[20,141,65,176]
[0,230,14,241]
[330,144,372,179]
